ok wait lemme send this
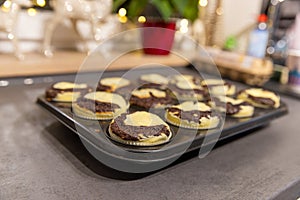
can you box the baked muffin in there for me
[108,111,172,146]
[45,81,92,102]
[201,79,236,96]
[139,73,169,89]
[168,79,207,101]
[97,77,131,92]
[73,91,128,120]
[129,88,173,109]
[209,96,254,118]
[169,74,201,85]
[165,101,220,129]
[237,88,280,109]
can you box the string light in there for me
[119,16,127,23]
[1,0,11,12]
[138,16,146,23]
[117,7,127,23]
[179,19,189,33]
[36,0,46,7]
[27,8,37,16]
[199,0,208,7]
[7,33,14,40]
[180,19,189,27]
[118,8,126,17]
[3,0,11,8]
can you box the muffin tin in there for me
[36,65,288,172]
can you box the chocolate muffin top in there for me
[210,96,252,115]
[130,88,173,108]
[76,91,127,113]
[45,82,91,101]
[166,101,213,123]
[110,111,171,142]
[237,88,280,108]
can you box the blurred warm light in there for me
[3,0,11,8]
[279,0,285,2]
[1,0,11,12]
[118,8,126,17]
[138,16,146,23]
[27,8,37,16]
[179,26,189,33]
[119,16,127,23]
[216,7,223,15]
[7,33,14,40]
[36,0,46,7]
[180,19,189,27]
[63,2,73,11]
[199,0,208,7]
[179,19,189,33]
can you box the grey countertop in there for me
[1,78,300,200]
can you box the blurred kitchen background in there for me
[0,0,300,93]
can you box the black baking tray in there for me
[36,65,288,173]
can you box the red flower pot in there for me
[141,20,176,55]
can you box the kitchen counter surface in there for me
[0,51,187,78]
[1,74,300,200]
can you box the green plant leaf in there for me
[172,0,199,22]
[151,0,173,21]
[113,0,128,12]
[171,0,187,16]
[127,0,148,20]
[117,0,199,22]
[182,0,199,21]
